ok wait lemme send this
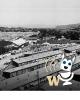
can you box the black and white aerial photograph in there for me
[0,0,80,91]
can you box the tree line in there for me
[38,28,80,40]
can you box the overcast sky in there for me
[0,0,80,27]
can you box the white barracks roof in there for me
[12,38,26,46]
[13,50,62,64]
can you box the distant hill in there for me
[0,27,39,32]
[38,23,80,40]
[55,23,80,31]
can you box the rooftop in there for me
[66,45,80,51]
[13,50,62,64]
[4,53,80,73]
[4,60,45,73]
[12,38,26,46]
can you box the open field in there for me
[0,32,38,41]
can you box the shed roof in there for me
[12,38,26,46]
[13,50,62,64]
[4,60,45,73]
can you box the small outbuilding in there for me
[12,38,26,46]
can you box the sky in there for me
[0,0,80,27]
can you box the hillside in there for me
[38,23,80,40]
